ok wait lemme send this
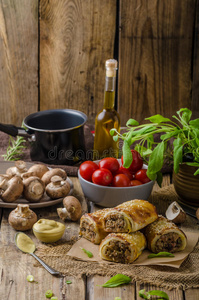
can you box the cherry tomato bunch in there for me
[79,150,151,187]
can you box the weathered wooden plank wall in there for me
[0,0,198,127]
[118,0,199,123]
[0,0,38,125]
[39,0,116,125]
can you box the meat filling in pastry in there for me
[103,199,158,233]
[143,216,187,253]
[79,209,111,244]
[100,231,146,264]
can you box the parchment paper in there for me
[67,230,198,268]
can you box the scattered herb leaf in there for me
[80,247,93,258]
[26,275,35,283]
[98,274,131,288]
[115,297,122,300]
[139,289,169,299]
[66,280,72,284]
[45,289,53,298]
[148,252,175,258]
[51,297,58,300]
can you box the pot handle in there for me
[0,123,30,138]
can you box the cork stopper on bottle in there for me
[105,59,118,77]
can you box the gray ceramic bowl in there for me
[78,161,154,207]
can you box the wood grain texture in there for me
[192,0,199,119]
[0,176,87,300]
[0,0,38,126]
[39,0,117,124]
[118,0,198,125]
[87,275,136,300]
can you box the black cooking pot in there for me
[0,109,87,165]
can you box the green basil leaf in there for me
[148,252,175,258]
[113,135,119,142]
[145,114,172,124]
[194,169,199,175]
[122,140,133,168]
[99,274,131,288]
[146,171,157,181]
[126,118,139,126]
[148,290,169,300]
[147,142,165,175]
[80,247,93,258]
[186,162,199,167]
[146,135,154,150]
[139,289,169,300]
[173,137,183,174]
[110,128,117,136]
[139,289,151,299]
[156,171,163,187]
[160,129,180,141]
[66,280,72,284]
[142,149,153,157]
[189,118,199,128]
[178,108,192,124]
[131,126,155,136]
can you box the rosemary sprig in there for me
[2,135,27,161]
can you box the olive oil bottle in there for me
[93,59,120,160]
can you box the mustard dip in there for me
[33,219,65,243]
[16,232,35,253]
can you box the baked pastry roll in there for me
[100,231,146,264]
[143,216,187,253]
[103,199,158,233]
[79,209,111,244]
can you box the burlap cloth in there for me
[34,185,199,290]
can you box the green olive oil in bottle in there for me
[93,59,120,160]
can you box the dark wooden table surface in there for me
[0,173,199,300]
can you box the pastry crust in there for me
[99,231,146,263]
[79,209,111,244]
[103,199,158,233]
[143,216,187,253]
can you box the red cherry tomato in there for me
[116,166,135,180]
[92,168,113,186]
[130,179,143,186]
[135,169,151,184]
[79,161,99,182]
[112,174,131,187]
[99,157,120,174]
[121,149,143,173]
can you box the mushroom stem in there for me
[57,196,82,221]
[57,207,68,221]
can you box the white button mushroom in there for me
[6,160,27,177]
[0,176,24,202]
[41,168,67,186]
[57,196,82,221]
[46,175,70,199]
[23,176,45,202]
[8,204,37,231]
[27,164,49,179]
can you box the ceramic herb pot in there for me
[173,163,199,207]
